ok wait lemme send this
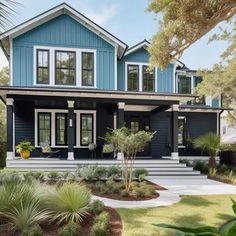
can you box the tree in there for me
[0,0,20,32]
[103,127,154,192]
[147,0,236,68]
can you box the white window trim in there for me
[33,45,97,88]
[34,109,96,148]
[125,62,157,92]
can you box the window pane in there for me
[131,121,139,134]
[55,51,76,85]
[178,76,191,94]
[37,50,49,84]
[128,65,139,91]
[82,52,94,87]
[81,114,93,146]
[143,66,155,92]
[178,118,185,145]
[56,113,66,145]
[38,113,51,145]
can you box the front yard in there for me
[118,195,236,236]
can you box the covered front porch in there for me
[0,87,194,161]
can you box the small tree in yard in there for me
[194,133,229,175]
[103,127,154,192]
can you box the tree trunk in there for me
[208,156,217,169]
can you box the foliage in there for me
[193,160,209,174]
[132,188,145,198]
[16,140,35,153]
[103,127,154,191]
[47,171,60,181]
[107,165,121,178]
[90,200,105,216]
[58,222,81,236]
[94,166,107,179]
[76,165,98,181]
[102,144,114,153]
[147,0,236,68]
[0,170,22,185]
[133,168,148,182]
[21,224,43,236]
[121,189,129,197]
[44,183,91,224]
[91,212,110,236]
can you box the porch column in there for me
[6,98,14,160]
[67,101,75,160]
[171,104,179,160]
[117,102,125,128]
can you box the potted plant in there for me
[16,140,35,159]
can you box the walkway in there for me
[92,177,236,208]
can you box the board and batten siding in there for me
[117,47,174,93]
[12,14,115,90]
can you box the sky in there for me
[0,0,230,70]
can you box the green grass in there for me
[118,195,236,236]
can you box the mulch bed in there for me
[208,176,236,185]
[90,180,166,201]
[0,207,122,236]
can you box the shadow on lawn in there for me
[173,214,204,227]
[181,196,218,207]
[217,213,235,221]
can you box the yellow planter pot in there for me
[20,149,31,159]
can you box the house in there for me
[0,3,224,162]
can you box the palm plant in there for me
[0,0,20,32]
[44,183,91,224]
[194,133,228,173]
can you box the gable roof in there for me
[0,3,128,59]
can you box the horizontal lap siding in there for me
[13,14,115,89]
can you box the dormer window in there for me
[36,49,49,84]
[55,51,76,86]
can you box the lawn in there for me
[118,194,236,236]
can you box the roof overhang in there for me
[0,3,128,59]
[0,86,196,105]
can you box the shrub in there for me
[90,200,105,215]
[130,181,139,190]
[21,224,43,236]
[133,188,145,198]
[106,179,120,193]
[61,172,70,180]
[95,167,107,180]
[133,168,148,181]
[107,165,121,178]
[218,164,231,174]
[91,212,110,236]
[58,222,81,236]
[44,183,91,224]
[146,185,156,195]
[193,161,208,173]
[121,189,129,197]
[76,165,97,181]
[33,171,44,181]
[0,142,6,168]
[0,171,22,185]
[47,171,60,181]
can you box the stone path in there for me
[92,177,236,208]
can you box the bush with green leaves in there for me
[58,222,81,236]
[47,171,60,181]
[193,160,209,174]
[107,165,121,178]
[90,200,105,216]
[95,166,107,179]
[76,165,98,181]
[133,187,145,198]
[21,224,43,236]
[0,170,22,185]
[44,183,91,224]
[91,212,110,236]
[133,168,148,181]
[121,189,129,197]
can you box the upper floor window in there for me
[177,76,191,94]
[143,65,155,92]
[127,65,139,91]
[36,50,49,84]
[82,52,94,86]
[55,51,76,86]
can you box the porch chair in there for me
[40,142,60,158]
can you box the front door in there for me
[125,114,150,156]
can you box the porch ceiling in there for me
[0,86,196,106]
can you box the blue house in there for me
[0,3,223,162]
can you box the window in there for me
[177,76,191,94]
[82,52,94,86]
[143,65,155,92]
[55,51,76,85]
[80,114,93,146]
[36,50,49,84]
[38,113,51,145]
[127,65,139,91]
[178,117,186,146]
[56,113,67,146]
[131,121,139,134]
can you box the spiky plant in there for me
[194,133,228,173]
[44,183,91,224]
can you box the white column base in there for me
[171,152,179,160]
[7,152,14,160]
[117,152,124,160]
[67,152,74,160]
